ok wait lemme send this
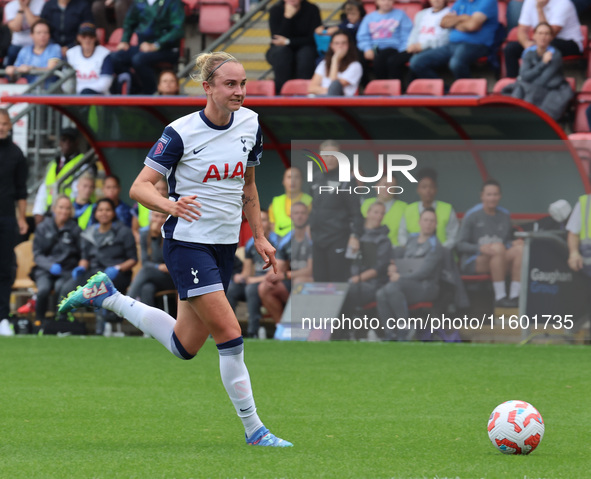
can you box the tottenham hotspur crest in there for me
[240,137,247,152]
[191,268,199,284]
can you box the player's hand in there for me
[255,236,278,273]
[170,195,201,222]
[348,235,360,253]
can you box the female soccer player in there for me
[59,51,293,447]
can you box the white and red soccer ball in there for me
[487,400,545,455]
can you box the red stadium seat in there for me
[406,78,444,96]
[280,79,311,96]
[246,80,275,97]
[199,0,238,36]
[491,77,516,94]
[497,1,507,26]
[362,0,376,13]
[106,28,138,51]
[96,27,106,46]
[0,78,8,84]
[364,79,401,96]
[566,77,576,93]
[569,133,591,178]
[448,78,487,96]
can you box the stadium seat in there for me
[181,0,200,16]
[246,80,275,97]
[106,28,138,51]
[497,1,507,26]
[491,77,516,94]
[364,79,401,96]
[199,0,238,36]
[0,78,8,84]
[448,78,487,96]
[406,78,444,96]
[96,27,106,46]
[566,77,576,93]
[280,79,311,96]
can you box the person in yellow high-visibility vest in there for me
[567,194,591,274]
[73,173,96,230]
[32,127,87,224]
[268,167,312,237]
[360,174,407,246]
[398,167,459,249]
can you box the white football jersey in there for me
[145,107,262,244]
[66,45,114,94]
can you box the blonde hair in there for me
[191,52,240,84]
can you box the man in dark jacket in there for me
[266,0,321,94]
[109,0,185,94]
[0,109,28,329]
[308,141,364,282]
[41,0,93,56]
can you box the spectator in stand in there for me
[571,0,591,17]
[398,167,458,250]
[92,0,133,39]
[32,127,86,224]
[156,70,180,95]
[65,197,137,334]
[266,0,322,95]
[268,167,311,237]
[127,210,175,307]
[503,0,583,79]
[32,195,82,323]
[317,0,365,40]
[361,175,407,246]
[41,0,94,58]
[410,0,499,80]
[456,179,523,308]
[399,0,451,87]
[356,0,413,81]
[508,22,573,121]
[308,30,363,97]
[5,19,61,85]
[73,173,96,230]
[308,140,365,282]
[109,0,185,95]
[226,210,280,338]
[314,0,366,57]
[65,23,114,95]
[337,201,391,339]
[376,207,444,340]
[259,202,313,324]
[91,174,133,227]
[3,0,44,67]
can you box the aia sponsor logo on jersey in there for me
[202,162,245,182]
[77,71,99,80]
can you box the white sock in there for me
[493,281,506,301]
[102,292,190,359]
[509,281,521,299]
[217,337,264,438]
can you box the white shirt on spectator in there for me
[4,0,45,47]
[518,0,583,52]
[313,60,363,97]
[406,6,451,51]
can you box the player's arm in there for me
[130,166,201,222]
[242,166,277,273]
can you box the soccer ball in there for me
[487,400,545,455]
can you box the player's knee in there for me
[171,331,196,360]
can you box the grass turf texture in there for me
[0,338,588,479]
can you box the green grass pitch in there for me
[1,337,589,479]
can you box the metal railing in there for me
[178,0,276,89]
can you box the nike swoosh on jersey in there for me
[193,146,207,155]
